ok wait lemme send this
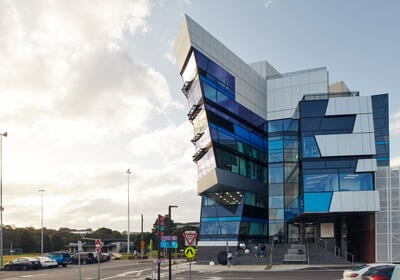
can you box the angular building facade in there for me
[175,15,390,262]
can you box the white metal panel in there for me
[329,191,380,212]
[353,114,374,133]
[326,96,373,116]
[316,134,376,156]
[356,159,378,172]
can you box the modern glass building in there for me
[175,15,391,262]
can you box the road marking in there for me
[101,269,151,280]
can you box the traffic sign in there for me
[183,231,198,246]
[160,240,178,249]
[184,246,196,259]
[95,239,102,253]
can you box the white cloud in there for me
[0,0,198,232]
[265,0,273,9]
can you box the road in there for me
[0,260,344,280]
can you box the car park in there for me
[343,263,392,280]
[361,265,395,280]
[3,257,42,271]
[36,256,58,268]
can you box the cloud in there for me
[0,0,198,231]
[265,0,273,9]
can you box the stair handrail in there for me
[345,251,354,264]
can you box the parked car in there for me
[343,263,392,280]
[361,265,395,280]
[36,256,58,268]
[391,264,400,279]
[49,251,71,267]
[71,252,95,264]
[3,257,42,271]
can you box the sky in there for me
[1,0,399,233]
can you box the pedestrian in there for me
[260,243,265,258]
[227,251,233,267]
[254,244,258,257]
[273,234,279,247]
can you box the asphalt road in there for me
[0,260,344,280]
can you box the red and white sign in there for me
[95,239,102,253]
[183,231,198,246]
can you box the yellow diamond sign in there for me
[184,246,196,259]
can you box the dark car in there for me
[71,252,95,264]
[3,257,42,271]
[49,251,71,267]
[361,265,395,280]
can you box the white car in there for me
[36,256,58,268]
[342,263,392,280]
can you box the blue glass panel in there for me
[193,49,208,71]
[320,116,355,131]
[234,125,250,142]
[339,173,373,191]
[269,137,283,150]
[269,151,283,163]
[269,164,283,183]
[304,192,332,212]
[300,100,328,117]
[268,120,283,133]
[302,137,320,158]
[300,117,321,131]
[304,173,339,192]
[269,196,283,208]
[283,119,299,131]
[202,81,217,102]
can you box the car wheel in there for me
[62,263,66,267]
[4,266,10,271]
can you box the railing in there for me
[345,251,354,264]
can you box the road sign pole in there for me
[189,259,192,280]
[97,252,100,280]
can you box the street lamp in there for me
[126,169,131,255]
[168,205,178,280]
[0,131,7,269]
[38,189,46,254]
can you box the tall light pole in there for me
[38,189,46,254]
[168,205,178,280]
[0,131,7,269]
[126,169,131,255]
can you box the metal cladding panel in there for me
[353,114,374,133]
[329,190,380,212]
[356,159,378,172]
[266,68,328,121]
[197,168,266,195]
[325,96,373,116]
[181,15,268,119]
[175,16,192,74]
[316,133,376,157]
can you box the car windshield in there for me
[351,264,369,271]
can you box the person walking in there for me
[227,251,233,267]
[260,243,265,258]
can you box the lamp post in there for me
[0,131,7,269]
[38,189,46,254]
[126,169,131,255]
[168,205,178,280]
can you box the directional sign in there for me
[183,231,198,246]
[160,240,178,249]
[184,246,196,259]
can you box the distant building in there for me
[175,15,394,262]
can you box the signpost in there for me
[95,239,102,280]
[183,231,198,280]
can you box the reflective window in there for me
[269,196,284,208]
[300,100,328,118]
[302,137,320,158]
[269,209,284,220]
[304,173,339,192]
[269,164,283,183]
[339,173,373,191]
[268,120,283,133]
